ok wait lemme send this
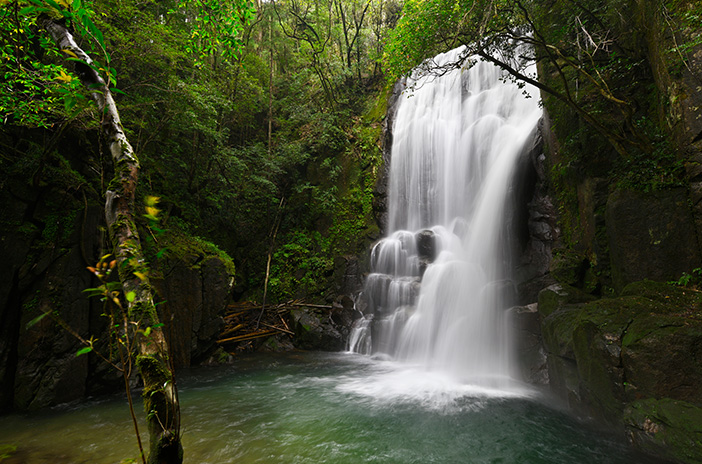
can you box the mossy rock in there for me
[541,307,582,359]
[621,280,702,311]
[290,309,344,351]
[549,248,588,286]
[572,319,626,423]
[154,229,236,277]
[537,283,596,318]
[625,398,702,464]
[622,314,702,405]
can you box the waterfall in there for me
[350,47,541,389]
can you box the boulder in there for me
[415,229,436,262]
[540,280,702,462]
[291,309,345,351]
[625,398,702,464]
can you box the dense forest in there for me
[2,0,702,463]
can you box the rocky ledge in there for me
[537,280,702,464]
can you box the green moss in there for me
[572,320,626,423]
[541,307,582,358]
[625,398,702,463]
[153,228,236,277]
[621,280,702,308]
[128,300,157,323]
[364,82,392,123]
[538,284,596,318]
[136,354,172,387]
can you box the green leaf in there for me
[82,16,104,49]
[26,312,49,329]
[126,291,136,302]
[76,346,93,356]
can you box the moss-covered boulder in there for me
[537,283,595,318]
[625,399,702,464]
[540,280,702,462]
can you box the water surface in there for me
[0,352,657,463]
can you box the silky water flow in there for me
[349,46,542,393]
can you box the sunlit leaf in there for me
[61,48,78,59]
[76,346,93,356]
[55,69,73,83]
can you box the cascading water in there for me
[350,46,542,390]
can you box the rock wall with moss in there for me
[531,1,702,462]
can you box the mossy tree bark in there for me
[40,17,183,464]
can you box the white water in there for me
[350,47,541,392]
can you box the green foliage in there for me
[268,230,333,300]
[0,3,88,126]
[0,444,17,461]
[171,0,256,66]
[670,268,702,288]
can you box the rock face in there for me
[150,233,235,368]
[606,188,701,292]
[0,197,107,411]
[512,118,559,305]
[539,281,702,463]
[0,199,235,411]
[527,4,702,462]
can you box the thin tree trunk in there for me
[268,14,273,157]
[40,16,183,464]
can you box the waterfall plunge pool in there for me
[0,352,658,463]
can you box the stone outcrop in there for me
[538,281,702,463]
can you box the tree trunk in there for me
[40,17,183,464]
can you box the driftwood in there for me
[217,299,330,350]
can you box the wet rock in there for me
[291,309,345,351]
[509,303,548,385]
[624,398,702,464]
[549,248,588,287]
[151,233,235,368]
[537,283,595,318]
[415,229,436,262]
